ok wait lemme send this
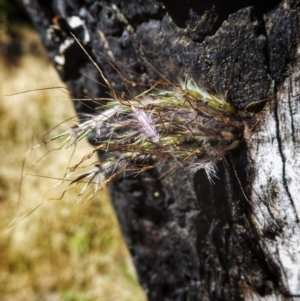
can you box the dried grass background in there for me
[0,26,146,301]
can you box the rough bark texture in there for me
[22,0,300,300]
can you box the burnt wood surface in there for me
[22,1,299,300]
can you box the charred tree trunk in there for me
[22,0,300,300]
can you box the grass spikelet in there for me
[52,49,244,196]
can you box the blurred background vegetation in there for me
[0,1,146,300]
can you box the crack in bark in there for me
[287,78,296,144]
[274,99,299,223]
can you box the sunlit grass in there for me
[0,28,146,301]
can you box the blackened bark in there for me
[22,0,300,300]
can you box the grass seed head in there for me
[54,77,244,195]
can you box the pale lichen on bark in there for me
[248,53,300,297]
